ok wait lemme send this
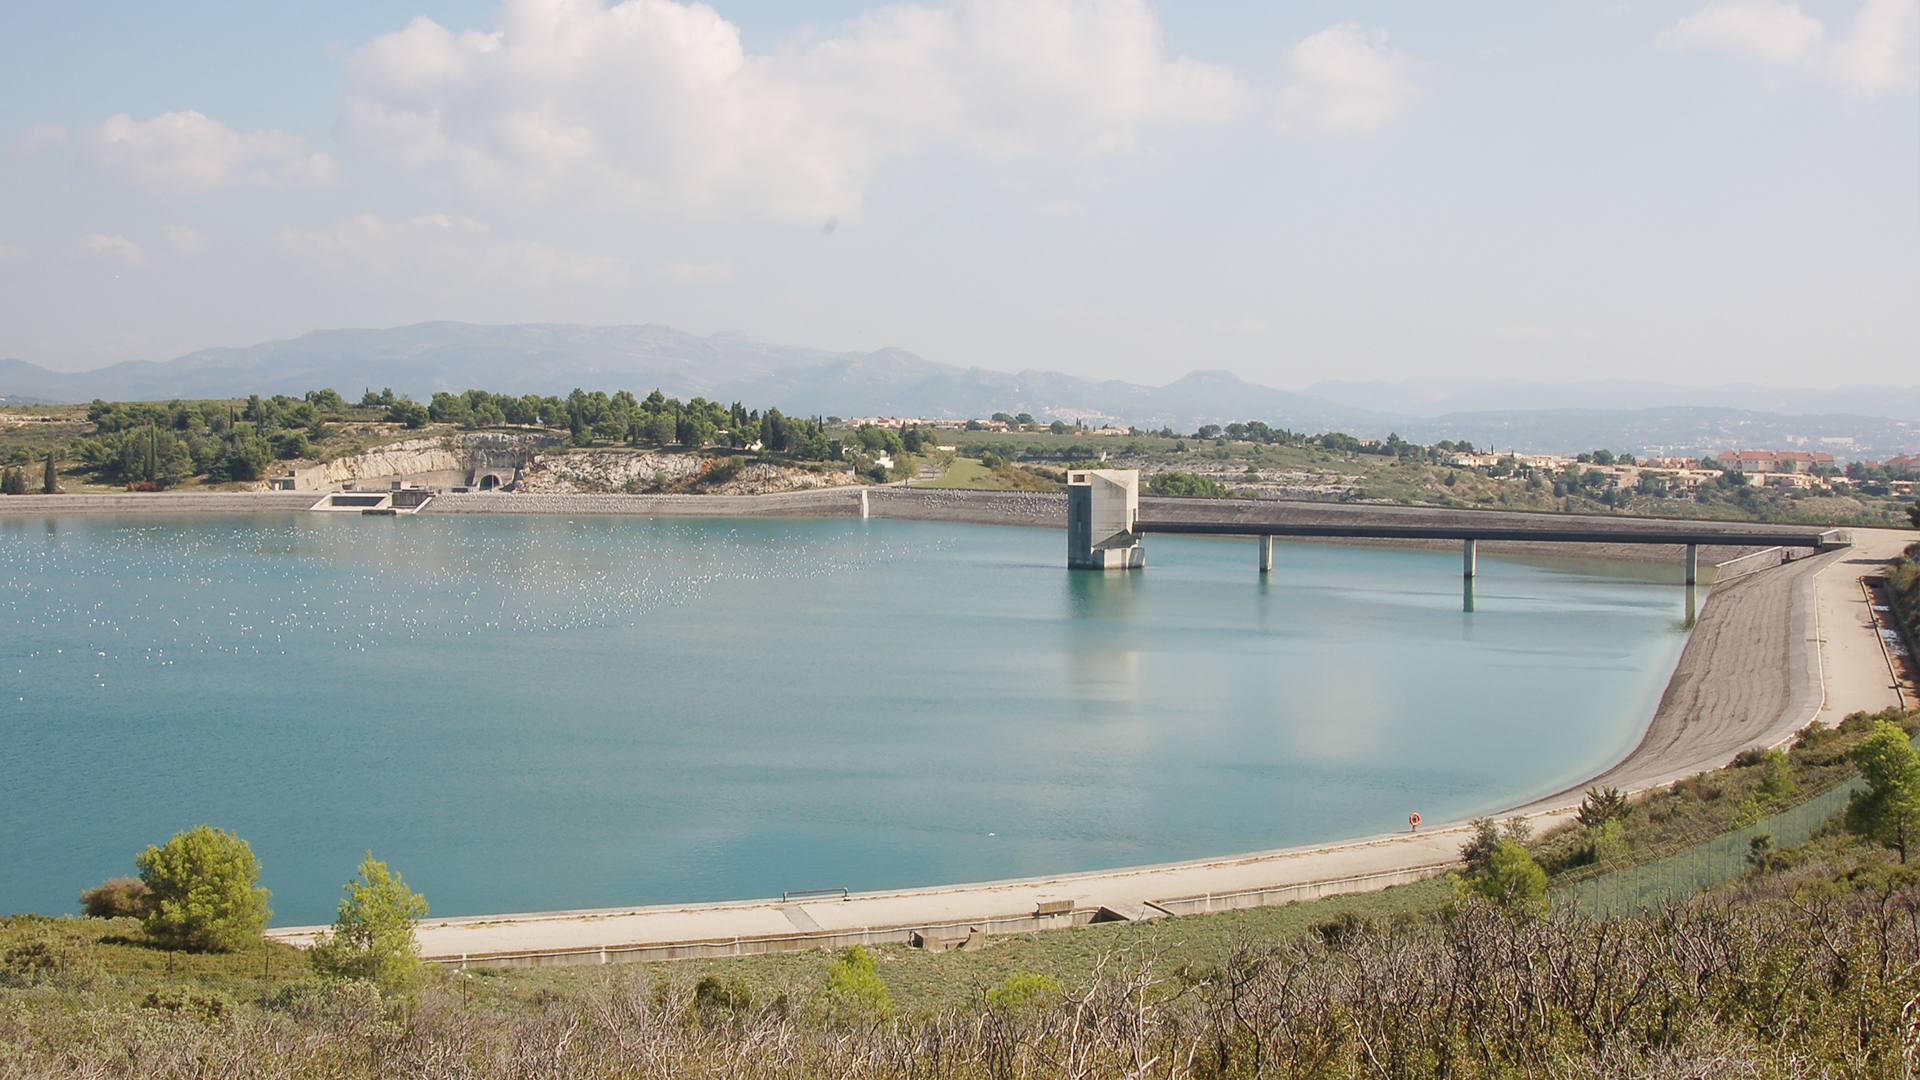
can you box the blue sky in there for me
[1,0,1914,389]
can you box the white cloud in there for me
[78,233,146,268]
[276,213,629,293]
[17,124,67,151]
[1274,23,1422,135]
[661,260,734,282]
[164,226,209,255]
[83,111,343,196]
[338,0,1253,222]
[0,244,28,261]
[1657,0,1919,97]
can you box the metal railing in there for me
[781,887,849,902]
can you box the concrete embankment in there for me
[1510,549,1832,813]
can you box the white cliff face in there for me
[305,437,856,495]
[515,451,857,495]
[704,462,856,495]
[514,452,704,494]
[320,438,464,485]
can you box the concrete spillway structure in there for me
[1067,469,1145,569]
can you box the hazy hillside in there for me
[1307,376,1920,420]
[4,322,1917,460]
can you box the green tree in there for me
[823,944,891,1017]
[307,852,429,990]
[1846,720,1920,862]
[1147,470,1227,498]
[0,466,23,494]
[1908,501,1918,528]
[135,826,272,951]
[42,450,56,494]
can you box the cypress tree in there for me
[42,450,56,494]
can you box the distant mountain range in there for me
[3,322,1916,461]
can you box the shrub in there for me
[1461,839,1548,915]
[986,970,1059,1013]
[136,825,272,952]
[1589,818,1628,863]
[694,974,754,1012]
[79,876,150,918]
[1758,748,1798,803]
[0,919,99,988]
[307,852,428,991]
[141,986,231,1022]
[823,945,891,1018]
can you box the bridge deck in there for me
[1134,520,1837,548]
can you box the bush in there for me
[986,970,1059,1013]
[694,974,754,1012]
[136,825,272,952]
[823,945,891,1018]
[0,918,100,988]
[79,876,150,918]
[1461,839,1547,914]
[307,852,429,991]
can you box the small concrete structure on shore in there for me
[1067,469,1144,569]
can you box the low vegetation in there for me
[1527,708,1914,883]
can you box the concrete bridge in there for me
[1069,468,1848,585]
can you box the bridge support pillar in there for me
[1259,534,1274,573]
[1462,538,1477,579]
[1684,543,1697,586]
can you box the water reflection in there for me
[1065,567,1142,620]
[1463,577,1476,614]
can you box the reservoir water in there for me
[0,513,1691,925]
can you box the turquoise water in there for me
[0,514,1690,925]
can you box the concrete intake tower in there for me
[1067,469,1145,569]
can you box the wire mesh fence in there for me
[1551,778,1860,919]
